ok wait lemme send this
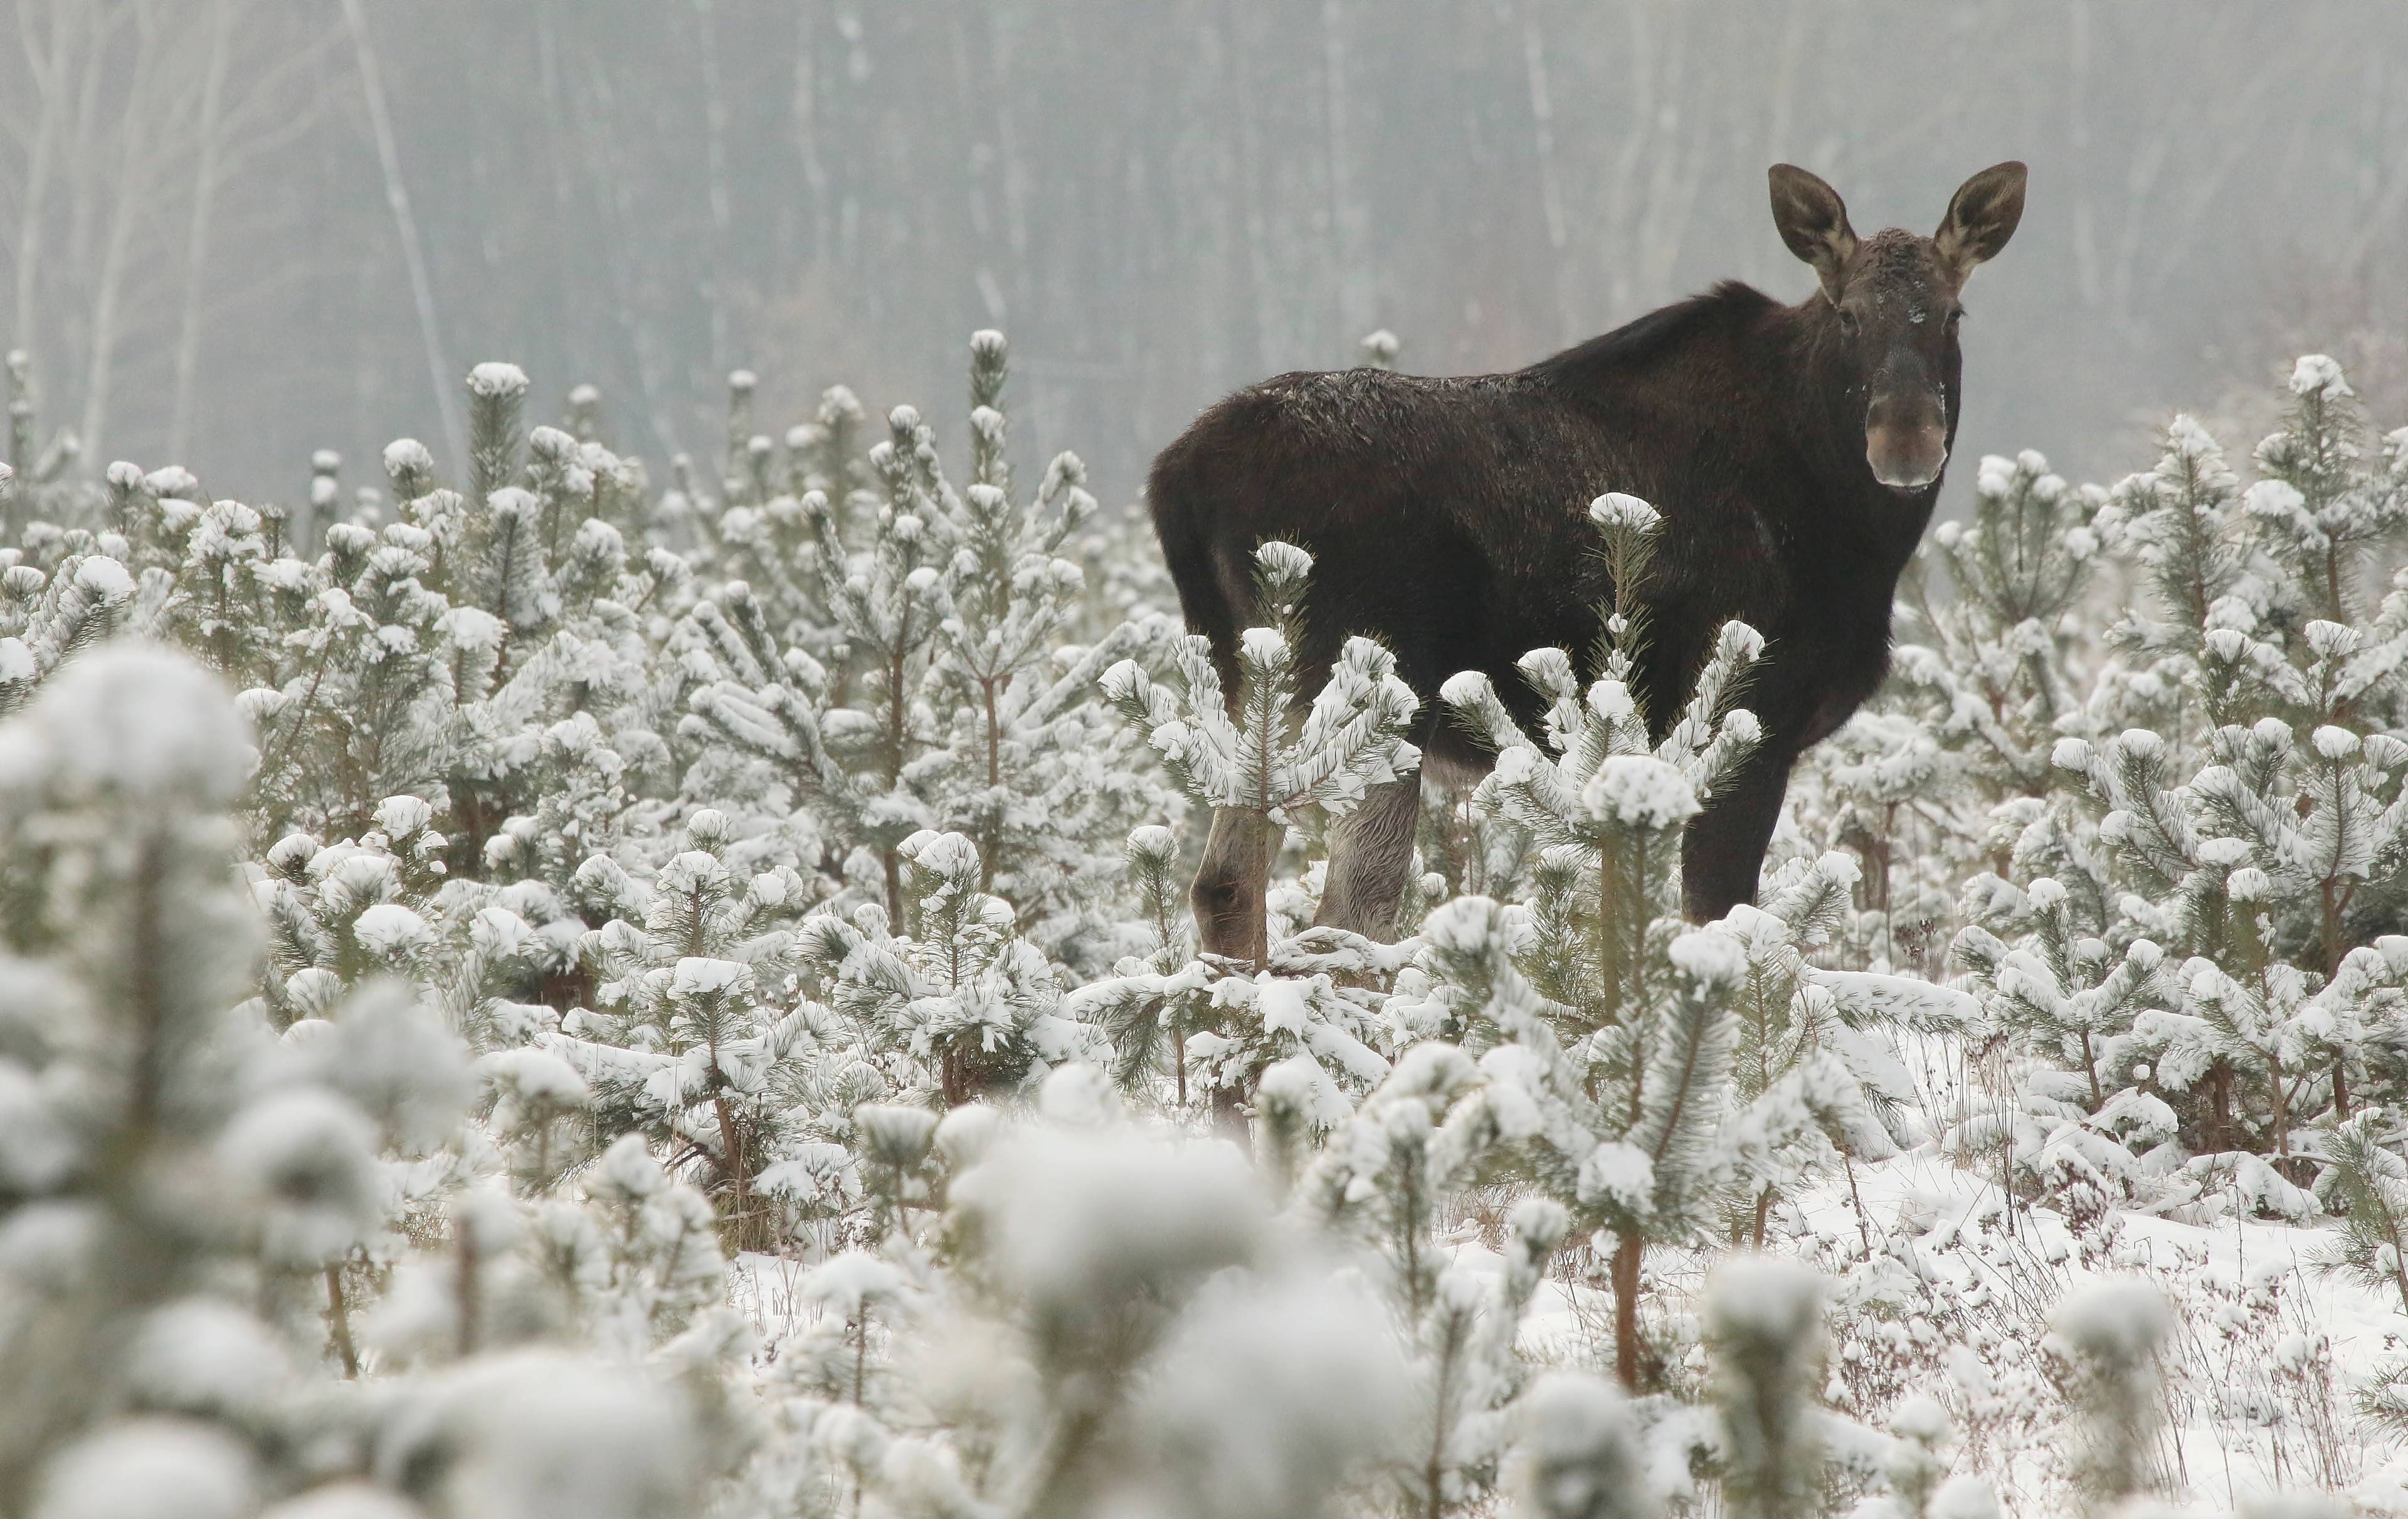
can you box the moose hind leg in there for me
[1314,773,1422,941]
[1192,806,1277,963]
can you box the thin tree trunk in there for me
[325,1261,359,1377]
[1518,7,1575,341]
[341,0,467,472]
[711,1087,754,1251]
[1611,1233,1642,1390]
[168,0,238,463]
[455,1217,481,1357]
[13,0,79,360]
[1320,0,1371,339]
[78,2,166,470]
[692,0,734,376]
[1220,0,1279,372]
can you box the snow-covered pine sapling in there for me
[465,361,529,508]
[1289,1044,1491,1318]
[750,404,961,918]
[924,364,1163,952]
[478,711,640,913]
[0,348,92,536]
[245,514,470,837]
[2313,1106,2408,1316]
[790,384,872,502]
[1072,825,1215,1104]
[1704,1257,1828,1519]
[848,1103,941,1243]
[797,830,1087,1106]
[1103,538,1421,971]
[1948,872,2173,1202]
[2046,1279,2172,1513]
[2247,356,2407,627]
[937,441,1102,857]
[1440,493,1761,1027]
[1780,710,1955,975]
[869,1082,1405,1519]
[552,809,811,1249]
[1513,1373,1655,1519]
[1708,851,1943,1247]
[2094,414,2264,730]
[0,649,403,1506]
[2191,685,2408,990]
[1891,450,2104,806]
[253,795,456,1022]
[142,493,282,687]
[479,1045,596,1195]
[0,548,134,717]
[1407,890,1843,1391]
[1291,1045,1566,1519]
[1879,1396,1948,1519]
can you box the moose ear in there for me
[1768,164,1857,305]
[1935,161,2027,282]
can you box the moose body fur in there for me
[1148,162,2027,953]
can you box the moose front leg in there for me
[1192,806,1278,965]
[1680,744,1798,923]
[1314,772,1422,942]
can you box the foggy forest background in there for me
[7,0,2407,507]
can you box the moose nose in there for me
[1865,390,1948,492]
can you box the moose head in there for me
[1768,161,2027,493]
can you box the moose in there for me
[1148,161,2027,956]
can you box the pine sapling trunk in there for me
[1250,816,1275,974]
[851,1311,869,1405]
[325,1261,360,1377]
[711,1086,757,1251]
[455,1222,482,1358]
[1612,1234,1643,1390]
[1419,1313,1465,1519]
[2207,1060,2232,1153]
[2320,875,2355,1120]
[980,676,1003,892]
[1843,1150,1872,1255]
[1171,1003,1188,1108]
[882,639,911,923]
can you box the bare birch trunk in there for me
[169,0,240,463]
[341,0,467,473]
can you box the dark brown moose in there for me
[1147,161,2027,958]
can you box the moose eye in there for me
[1945,308,1965,331]
[1835,308,1859,335]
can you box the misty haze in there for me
[5,3,2404,504]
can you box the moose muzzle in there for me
[1864,354,1948,491]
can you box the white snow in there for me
[0,645,248,808]
[31,1418,256,1519]
[351,902,430,956]
[1582,754,1700,829]
[1589,492,1661,533]
[466,361,531,398]
[668,955,749,997]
